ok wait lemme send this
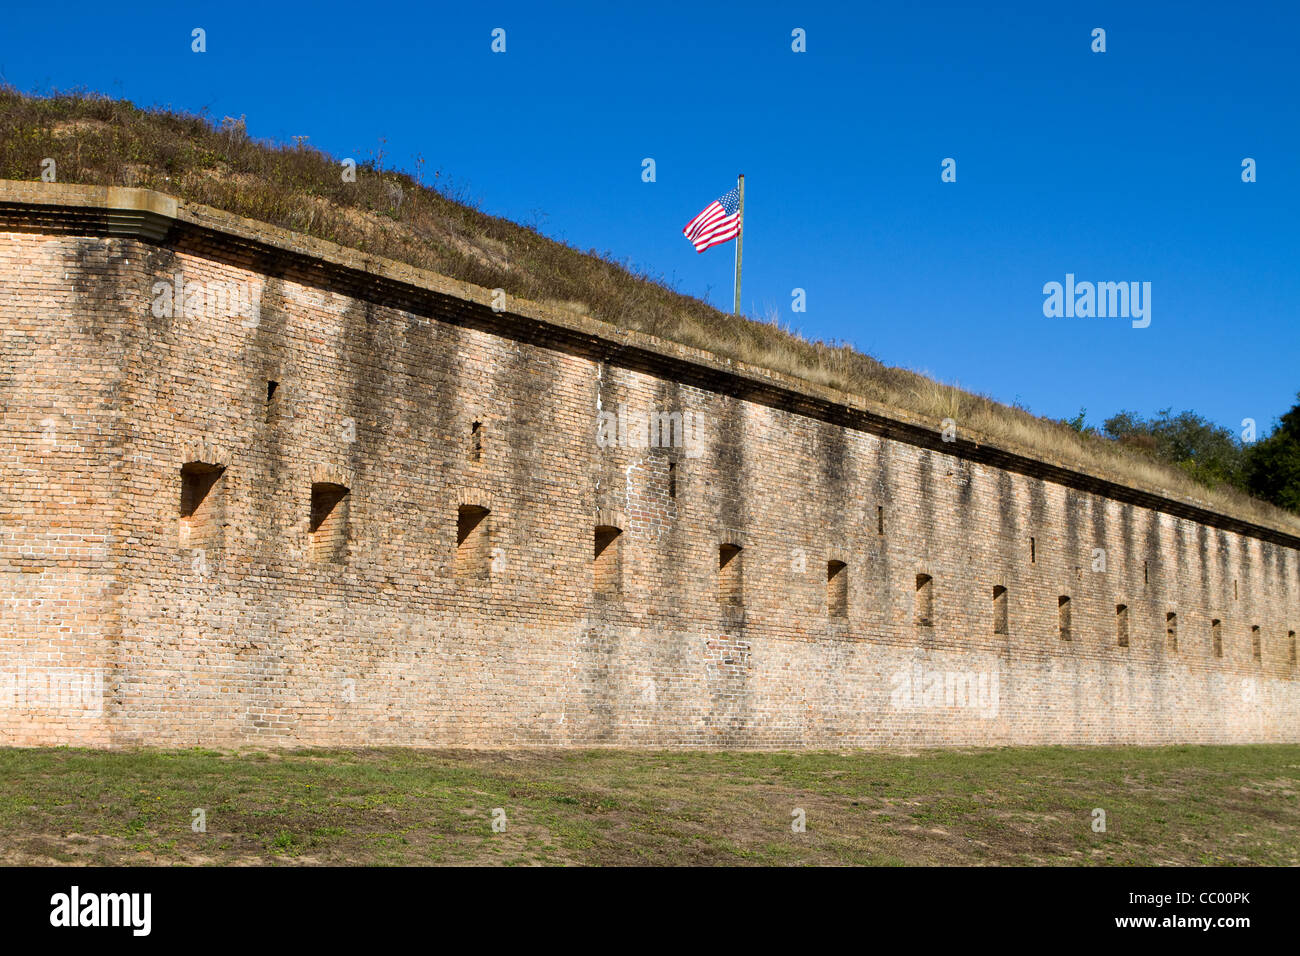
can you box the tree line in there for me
[1064,393,1300,514]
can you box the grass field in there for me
[0,745,1296,866]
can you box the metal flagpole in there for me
[733,174,744,315]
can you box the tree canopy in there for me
[1078,394,1300,516]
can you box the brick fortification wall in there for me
[1,182,1298,749]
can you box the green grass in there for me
[1,85,1295,533]
[0,745,1296,866]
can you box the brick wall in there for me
[1,191,1298,748]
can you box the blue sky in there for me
[3,1,1297,433]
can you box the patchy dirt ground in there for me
[0,745,1296,865]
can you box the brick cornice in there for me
[3,178,1299,550]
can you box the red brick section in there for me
[0,181,1298,749]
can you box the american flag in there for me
[682,186,741,253]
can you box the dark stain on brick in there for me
[714,392,748,538]
[816,417,849,543]
[1065,488,1081,569]
[996,468,1016,544]
[68,237,130,345]
[248,276,290,562]
[916,449,934,555]
[1198,523,1211,595]
[1144,509,1162,593]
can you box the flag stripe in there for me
[690,213,739,243]
[688,212,724,239]
[692,219,739,252]
[684,202,725,240]
[690,220,732,247]
[693,228,738,253]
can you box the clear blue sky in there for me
[3,1,1297,433]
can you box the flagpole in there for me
[733,174,744,315]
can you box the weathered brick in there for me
[0,182,1297,749]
